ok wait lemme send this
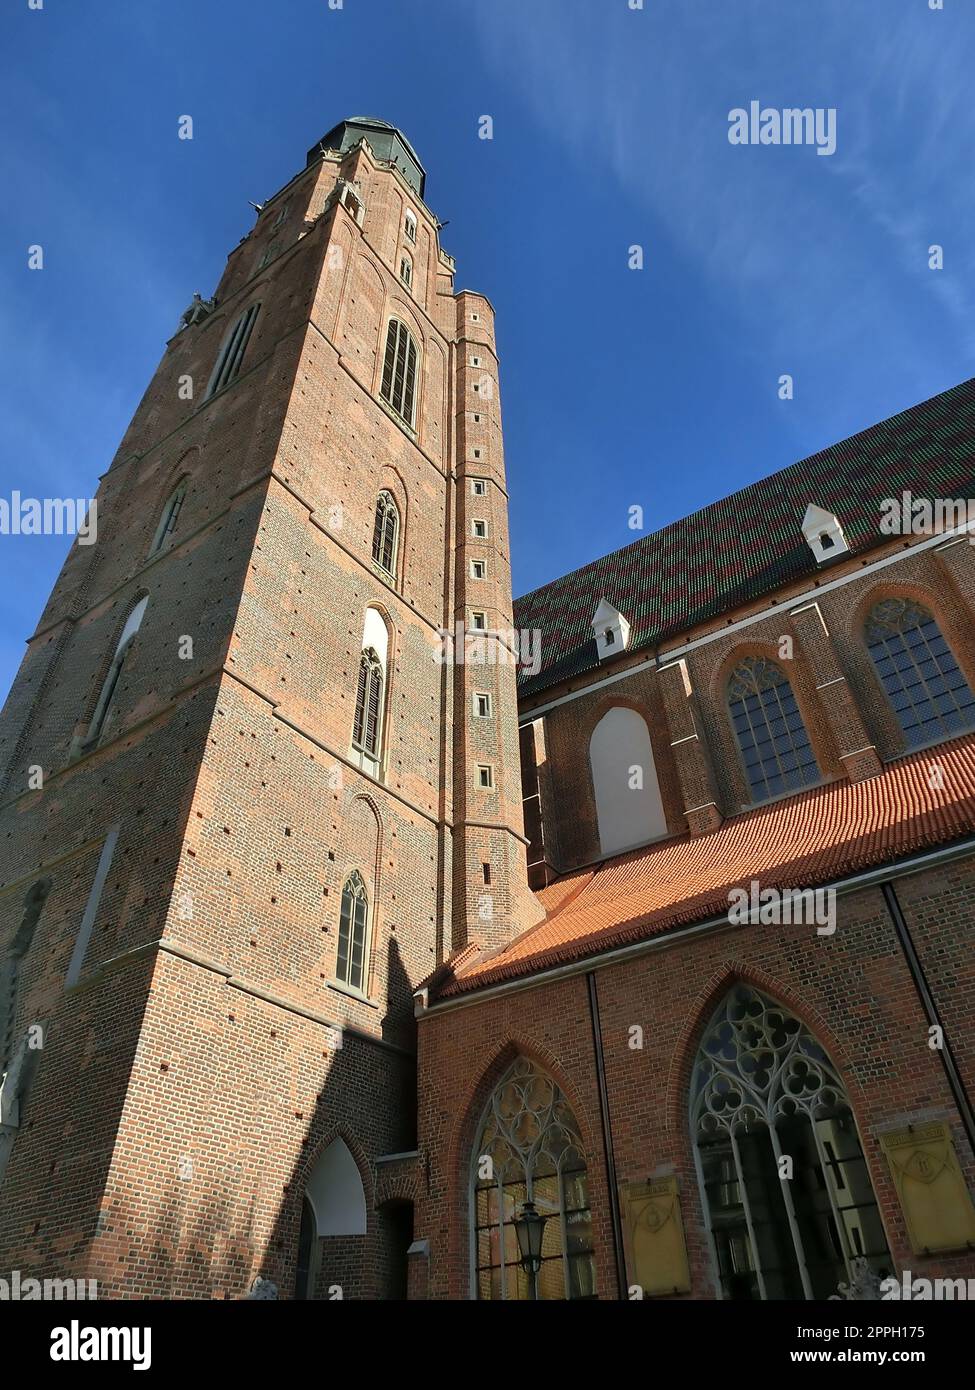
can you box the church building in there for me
[1,118,974,1301]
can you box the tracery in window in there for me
[472,1057,595,1300]
[371,491,400,578]
[691,985,891,1300]
[728,657,819,802]
[865,598,975,749]
[336,871,369,992]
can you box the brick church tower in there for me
[0,117,540,1298]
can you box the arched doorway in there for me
[294,1137,368,1299]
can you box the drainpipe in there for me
[880,881,975,1157]
[586,971,627,1298]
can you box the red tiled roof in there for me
[433,735,975,1000]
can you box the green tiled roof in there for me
[513,376,975,699]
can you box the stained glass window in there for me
[472,1058,596,1300]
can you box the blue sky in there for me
[1,0,974,700]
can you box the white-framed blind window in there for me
[206,303,261,398]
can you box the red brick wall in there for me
[0,128,537,1298]
[416,861,975,1299]
[522,536,975,865]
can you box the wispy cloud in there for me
[468,0,975,404]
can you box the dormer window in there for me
[801,504,849,564]
[591,599,630,661]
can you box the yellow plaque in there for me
[879,1122,975,1254]
[619,1176,691,1296]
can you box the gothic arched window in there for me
[865,598,975,750]
[352,648,384,760]
[148,479,187,556]
[472,1057,596,1301]
[728,657,819,802]
[691,985,891,1300]
[84,596,149,749]
[380,319,418,426]
[336,871,369,992]
[206,302,260,398]
[371,491,400,578]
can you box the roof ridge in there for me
[515,374,974,608]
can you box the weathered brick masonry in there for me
[0,117,538,1298]
[415,377,975,1299]
[3,114,975,1302]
